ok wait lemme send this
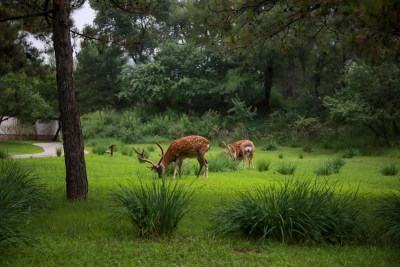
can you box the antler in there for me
[155,142,164,159]
[132,146,158,168]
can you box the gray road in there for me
[11,142,88,159]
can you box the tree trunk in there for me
[52,0,88,200]
[264,65,273,112]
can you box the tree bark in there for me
[52,0,88,200]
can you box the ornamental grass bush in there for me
[0,160,48,249]
[110,179,196,238]
[380,162,399,176]
[256,159,271,172]
[374,191,400,245]
[313,156,346,176]
[276,161,297,175]
[211,178,359,244]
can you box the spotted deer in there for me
[222,140,255,169]
[133,135,210,179]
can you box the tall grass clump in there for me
[341,148,359,158]
[257,159,271,172]
[374,191,400,245]
[56,147,62,157]
[314,157,346,176]
[380,162,399,176]
[0,161,48,249]
[276,161,297,175]
[110,179,196,238]
[208,154,239,172]
[211,178,359,244]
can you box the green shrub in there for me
[262,142,278,151]
[0,150,10,159]
[375,191,400,245]
[0,161,48,248]
[208,154,239,172]
[341,148,360,158]
[299,154,303,159]
[314,157,346,176]
[256,159,271,172]
[110,179,196,238]
[278,153,283,159]
[120,145,133,156]
[276,162,297,175]
[210,178,359,244]
[380,162,399,176]
[56,147,62,157]
[92,143,108,155]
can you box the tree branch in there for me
[0,8,55,23]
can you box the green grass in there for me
[0,144,399,265]
[0,141,43,155]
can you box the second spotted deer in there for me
[223,140,255,169]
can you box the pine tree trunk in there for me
[52,0,88,200]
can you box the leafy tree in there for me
[118,42,226,112]
[227,96,257,123]
[75,42,127,113]
[0,73,52,125]
[83,0,173,63]
[324,62,400,146]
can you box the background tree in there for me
[75,42,127,113]
[118,41,227,112]
[324,62,400,146]
[0,73,52,125]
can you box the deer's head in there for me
[222,141,237,158]
[133,142,166,178]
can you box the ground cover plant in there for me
[0,142,399,266]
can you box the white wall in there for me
[0,117,58,135]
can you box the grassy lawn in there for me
[0,143,399,266]
[0,141,43,155]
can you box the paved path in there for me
[11,142,88,159]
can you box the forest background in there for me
[1,0,400,153]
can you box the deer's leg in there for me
[178,159,183,178]
[250,154,254,169]
[173,159,180,179]
[196,156,208,178]
[243,153,247,170]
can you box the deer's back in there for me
[166,136,209,159]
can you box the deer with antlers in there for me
[133,135,210,179]
[222,140,255,169]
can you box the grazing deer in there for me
[133,135,209,179]
[222,140,255,169]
